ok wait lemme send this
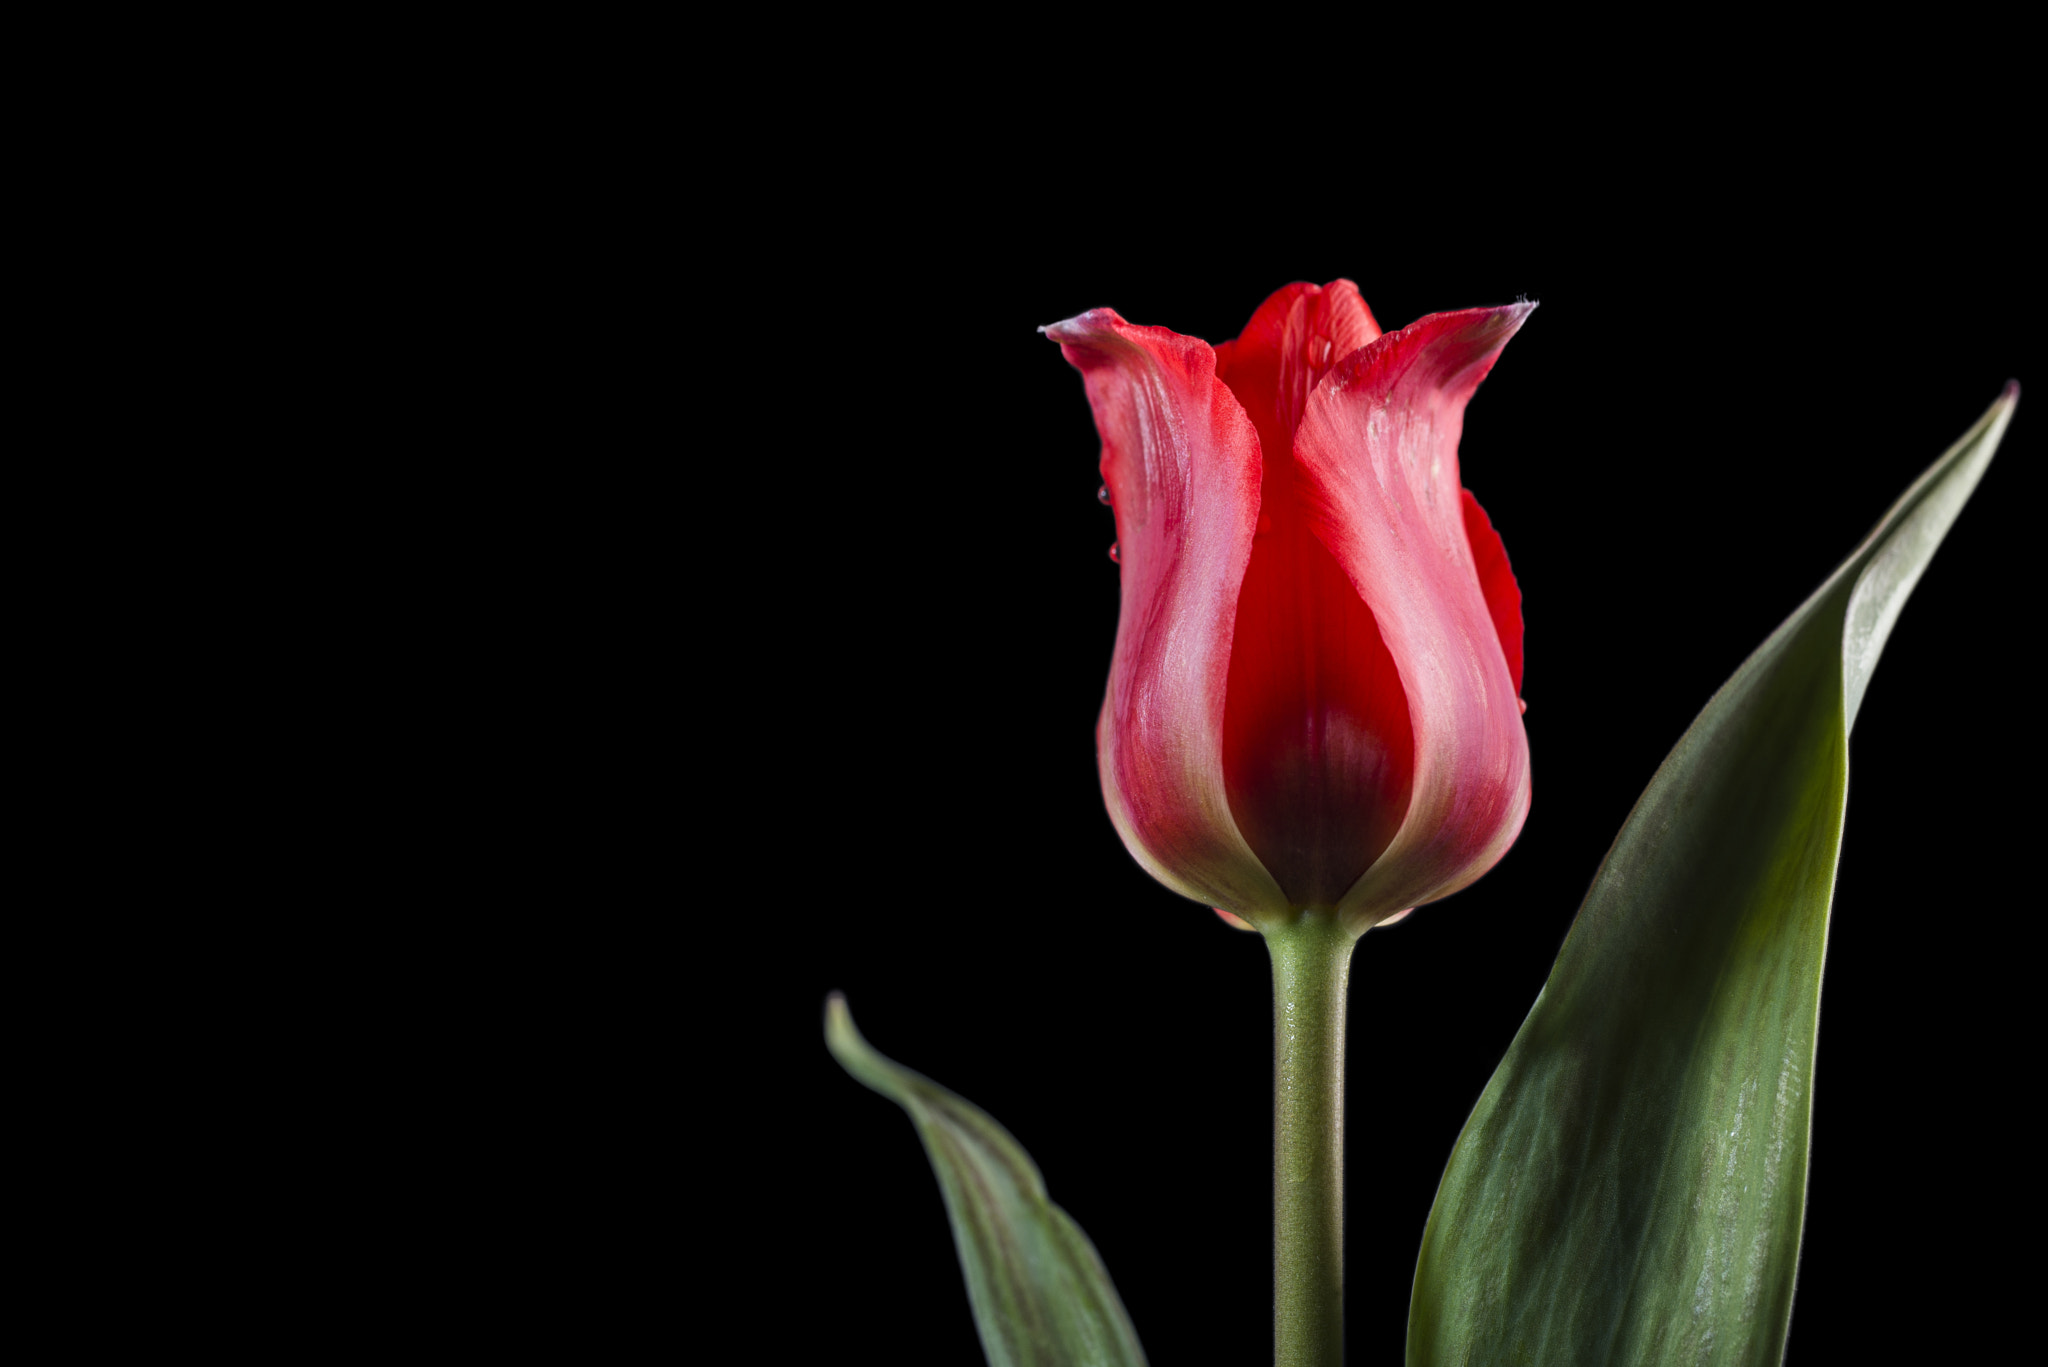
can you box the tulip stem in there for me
[1266,912,1358,1367]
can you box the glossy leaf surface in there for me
[1408,388,2017,1367]
[825,994,1148,1367]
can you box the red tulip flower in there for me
[1048,281,1531,932]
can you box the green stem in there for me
[1266,912,1358,1367]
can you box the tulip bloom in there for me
[1047,281,1530,932]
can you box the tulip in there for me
[1046,280,1531,933]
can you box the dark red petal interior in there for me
[1460,488,1524,695]
[1223,512,1415,910]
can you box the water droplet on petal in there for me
[1518,697,1528,715]
[1107,542,1120,564]
[1097,485,1111,505]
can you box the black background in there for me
[727,123,2037,1365]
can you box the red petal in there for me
[1046,309,1288,918]
[1214,279,1381,464]
[1293,304,1536,924]
[1460,487,1524,695]
[1222,518,1415,910]
[1216,282,1408,911]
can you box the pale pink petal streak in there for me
[1292,304,1536,925]
[1045,309,1289,918]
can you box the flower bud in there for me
[1047,281,1530,932]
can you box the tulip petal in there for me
[1213,279,1381,463]
[1046,309,1288,919]
[1460,487,1524,695]
[1215,280,1412,911]
[1292,304,1537,926]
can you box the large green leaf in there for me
[825,994,1148,1367]
[1408,387,2018,1367]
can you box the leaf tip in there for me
[824,991,863,1065]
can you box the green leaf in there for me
[825,994,1148,1367]
[1407,387,2018,1367]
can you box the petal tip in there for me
[1487,296,1539,334]
[1041,308,1125,344]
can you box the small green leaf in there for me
[825,994,1148,1367]
[1408,387,2018,1367]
